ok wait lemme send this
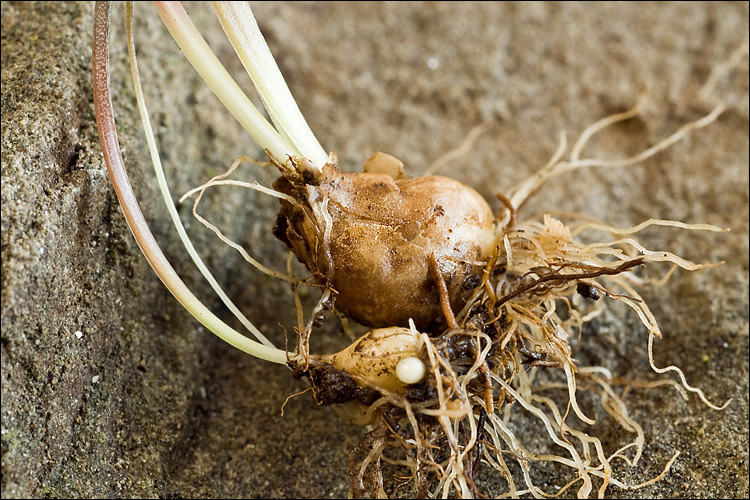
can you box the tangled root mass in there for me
[189,94,733,498]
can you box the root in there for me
[647,332,732,411]
[698,36,750,103]
[423,121,494,176]
[506,89,726,211]
[180,155,302,283]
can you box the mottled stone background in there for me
[2,2,747,498]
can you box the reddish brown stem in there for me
[429,253,458,330]
[92,1,182,291]
[495,258,645,309]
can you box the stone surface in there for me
[2,1,747,498]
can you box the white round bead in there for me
[396,356,426,385]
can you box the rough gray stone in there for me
[2,2,747,498]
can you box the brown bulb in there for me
[273,153,495,331]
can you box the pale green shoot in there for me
[153,1,296,162]
[112,2,289,364]
[213,1,328,168]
